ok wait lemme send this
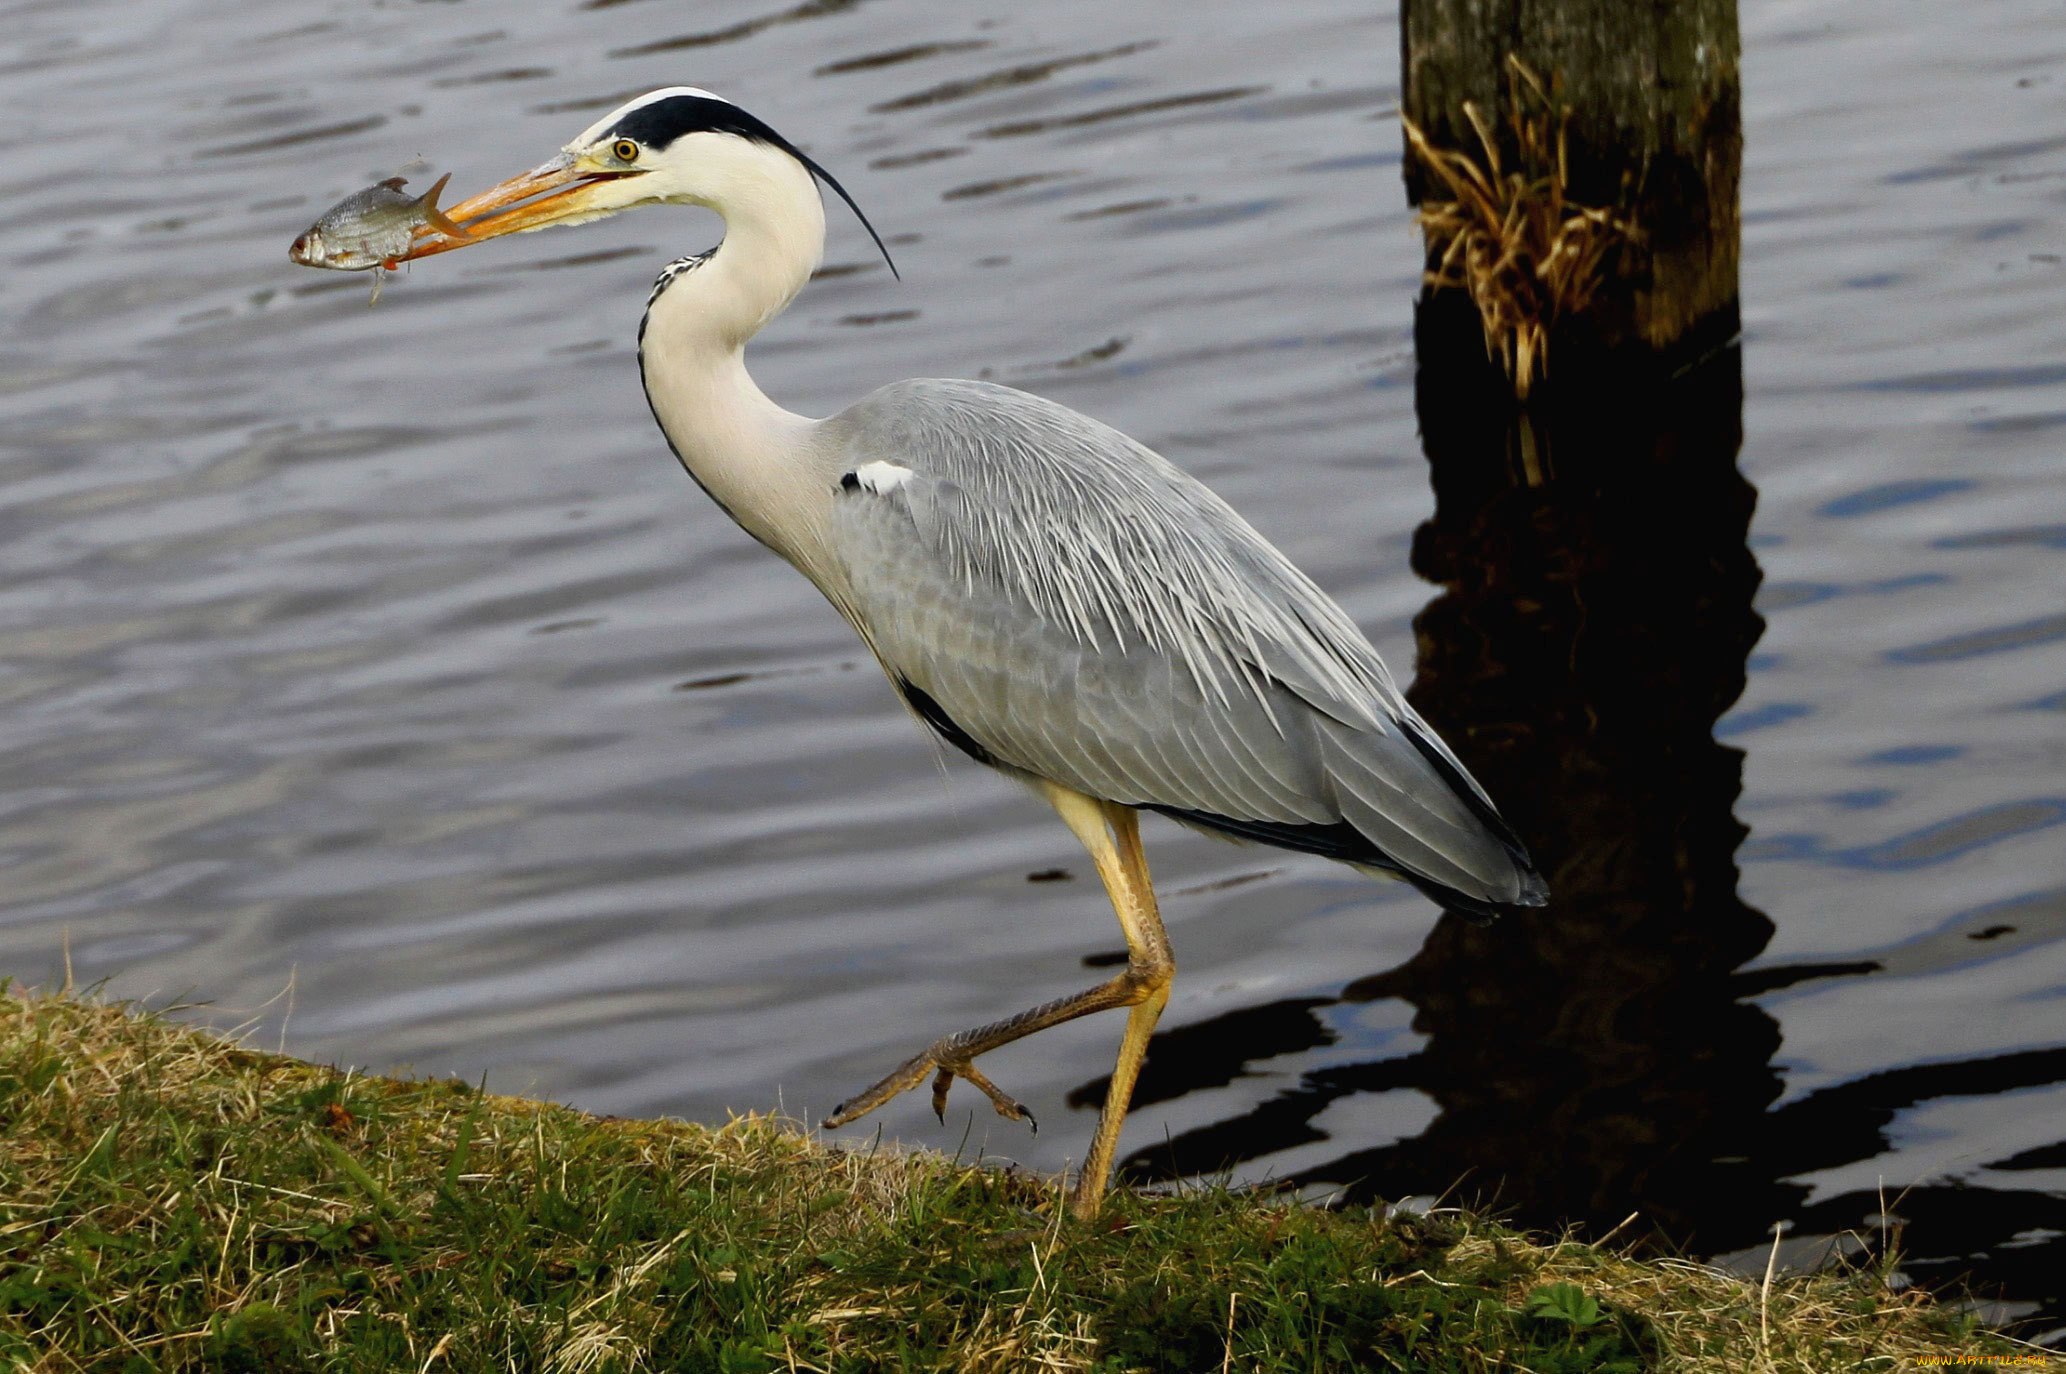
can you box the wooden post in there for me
[1402,0,1740,380]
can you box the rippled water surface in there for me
[3,0,2063,1330]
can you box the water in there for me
[3,0,2063,1334]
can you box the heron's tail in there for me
[1143,708,1548,923]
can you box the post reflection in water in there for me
[1081,295,1794,1259]
[1340,300,1782,1246]
[1074,297,2066,1329]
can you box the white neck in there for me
[637,144,831,565]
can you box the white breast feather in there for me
[855,461,914,495]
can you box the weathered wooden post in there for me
[1402,0,1740,394]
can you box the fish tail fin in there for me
[420,173,471,239]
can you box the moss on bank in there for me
[0,988,2023,1371]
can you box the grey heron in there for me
[385,87,1547,1217]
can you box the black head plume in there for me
[607,91,899,280]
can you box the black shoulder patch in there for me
[895,678,994,767]
[1144,805,1396,871]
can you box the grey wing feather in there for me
[819,377,1545,911]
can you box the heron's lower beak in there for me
[392,155,635,262]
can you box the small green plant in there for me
[1524,1280,1605,1329]
[1519,1281,1653,1374]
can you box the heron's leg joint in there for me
[1120,946,1174,994]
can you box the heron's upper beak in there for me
[391,154,639,262]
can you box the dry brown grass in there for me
[1404,57,1638,397]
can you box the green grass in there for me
[0,986,2025,1371]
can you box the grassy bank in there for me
[0,987,2023,1372]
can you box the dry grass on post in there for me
[1404,58,1639,398]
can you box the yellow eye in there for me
[611,139,640,164]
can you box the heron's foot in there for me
[822,1041,1036,1133]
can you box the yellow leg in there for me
[1049,785,1172,1217]
[820,782,1175,1220]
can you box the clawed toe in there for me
[822,1043,1035,1134]
[822,1050,931,1129]
[946,1061,1035,1131]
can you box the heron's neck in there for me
[638,155,828,560]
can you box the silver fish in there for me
[289,173,469,302]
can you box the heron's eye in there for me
[612,139,640,164]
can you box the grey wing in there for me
[819,378,1545,912]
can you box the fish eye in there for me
[611,139,640,164]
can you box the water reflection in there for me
[1085,297,2066,1331]
[1083,295,1790,1248]
[1351,305,1784,1247]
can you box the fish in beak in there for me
[389,154,642,263]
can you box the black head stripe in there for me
[612,95,899,280]
[610,94,781,151]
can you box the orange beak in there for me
[391,155,638,262]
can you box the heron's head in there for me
[394,87,893,273]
